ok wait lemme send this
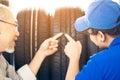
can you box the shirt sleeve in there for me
[17,64,36,80]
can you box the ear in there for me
[97,31,105,42]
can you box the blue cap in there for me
[74,0,120,32]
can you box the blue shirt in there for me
[75,36,120,80]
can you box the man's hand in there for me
[64,33,82,60]
[29,33,63,75]
[38,32,63,57]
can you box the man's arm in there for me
[28,33,63,75]
[64,34,82,80]
[65,57,80,80]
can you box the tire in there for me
[15,9,32,70]
[50,7,85,80]
[87,36,99,56]
[36,9,51,80]
[16,9,51,80]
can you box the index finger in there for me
[65,33,75,42]
[52,33,63,40]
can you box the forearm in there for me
[65,59,80,80]
[28,51,46,75]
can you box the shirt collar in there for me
[109,36,120,48]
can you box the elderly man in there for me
[0,4,63,80]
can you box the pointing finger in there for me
[52,33,63,40]
[65,33,75,42]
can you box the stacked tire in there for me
[15,9,51,80]
[50,7,85,80]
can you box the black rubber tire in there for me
[87,36,100,56]
[15,9,32,70]
[50,7,85,80]
[15,9,51,80]
[36,9,51,80]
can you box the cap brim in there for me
[74,16,89,32]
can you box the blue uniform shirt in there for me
[75,36,120,80]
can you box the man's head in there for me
[0,4,19,53]
[74,0,120,32]
[74,0,120,48]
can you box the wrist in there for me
[69,57,80,63]
[35,50,46,59]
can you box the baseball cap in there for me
[74,0,120,32]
